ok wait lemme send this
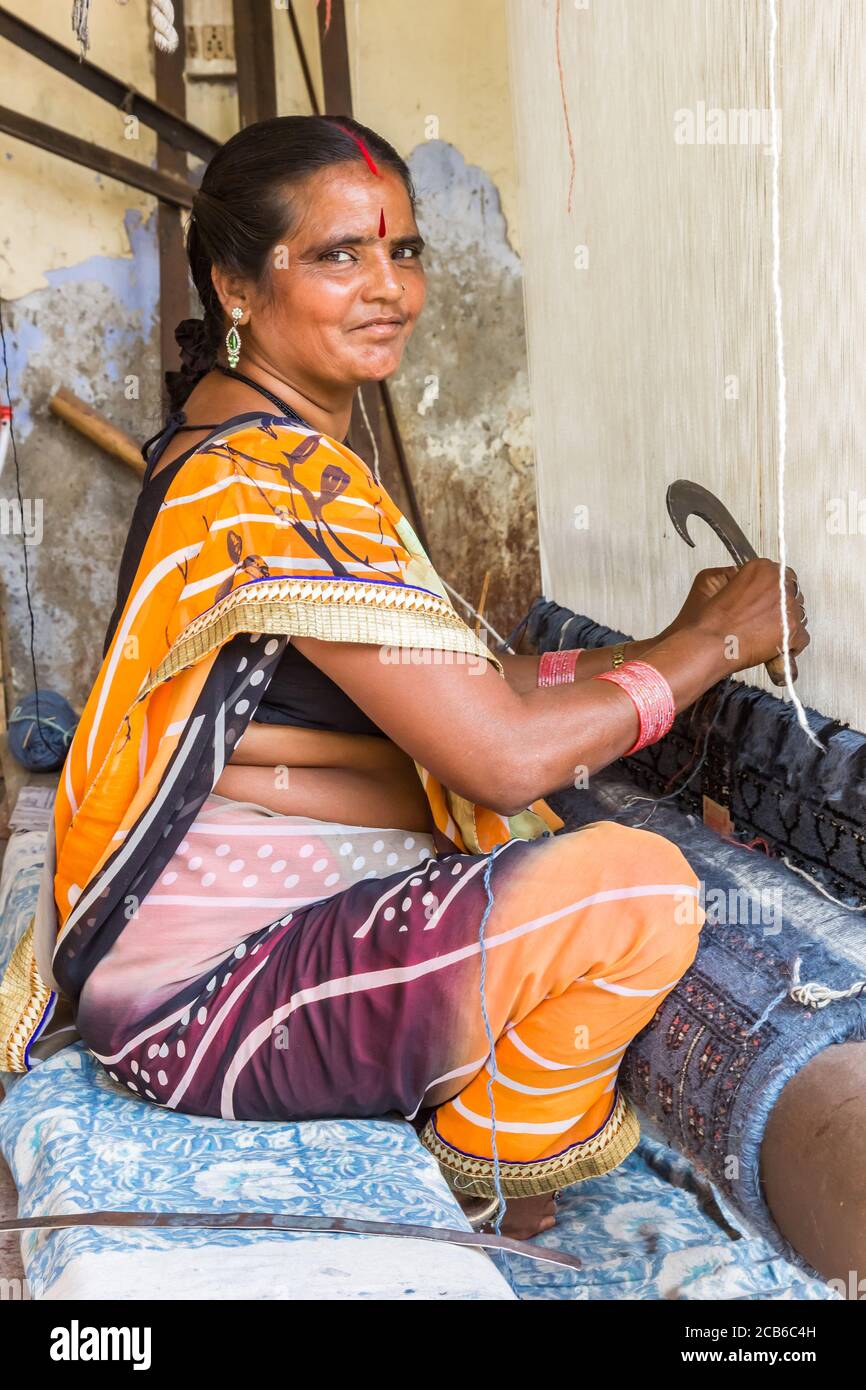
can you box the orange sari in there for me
[3,416,702,1206]
[2,414,560,1073]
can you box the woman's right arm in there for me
[289,558,810,816]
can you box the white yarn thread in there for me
[768,0,821,750]
[151,0,179,53]
[781,854,866,911]
[355,388,381,484]
[440,579,514,653]
[787,957,866,1010]
[350,397,512,649]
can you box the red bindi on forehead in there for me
[329,120,391,238]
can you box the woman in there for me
[46,116,809,1240]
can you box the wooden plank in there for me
[232,0,277,128]
[155,0,190,405]
[318,0,352,115]
[49,388,145,477]
[349,382,413,523]
[0,105,194,208]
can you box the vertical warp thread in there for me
[767,0,822,751]
[478,847,506,1231]
[355,388,382,484]
[554,0,576,215]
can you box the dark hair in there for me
[166,114,417,412]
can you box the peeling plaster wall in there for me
[395,141,539,636]
[0,1,161,711]
[0,2,157,297]
[0,213,160,710]
[346,0,524,255]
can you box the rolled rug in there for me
[526,597,866,1280]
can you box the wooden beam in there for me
[318,0,352,116]
[311,1,432,556]
[0,5,218,162]
[154,0,190,405]
[232,0,277,128]
[0,105,194,208]
[287,1,320,115]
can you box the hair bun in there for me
[174,317,215,375]
[165,316,218,413]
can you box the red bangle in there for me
[538,648,583,687]
[593,660,675,754]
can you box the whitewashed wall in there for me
[506,0,866,729]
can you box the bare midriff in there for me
[213,721,436,834]
[151,418,435,835]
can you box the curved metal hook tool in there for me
[666,478,795,687]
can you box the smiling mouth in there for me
[354,317,405,329]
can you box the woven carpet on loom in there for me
[524,597,866,1267]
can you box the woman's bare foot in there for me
[499,1192,558,1239]
[456,1190,558,1239]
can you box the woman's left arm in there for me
[498,637,669,691]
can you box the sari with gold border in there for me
[0,415,562,1072]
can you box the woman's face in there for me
[240,162,426,394]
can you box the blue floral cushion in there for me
[0,826,837,1301]
[0,1044,512,1299]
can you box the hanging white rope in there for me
[151,0,179,54]
[71,0,92,56]
[768,0,822,750]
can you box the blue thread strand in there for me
[745,955,802,1037]
[478,847,506,1233]
[745,984,789,1037]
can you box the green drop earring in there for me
[226,307,243,368]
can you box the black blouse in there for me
[104,404,386,739]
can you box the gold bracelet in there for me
[611,642,626,669]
